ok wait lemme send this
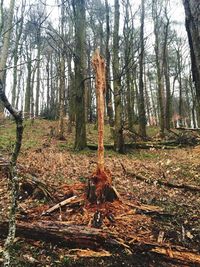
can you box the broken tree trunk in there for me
[87,49,118,204]
[0,221,127,251]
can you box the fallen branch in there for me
[127,171,200,192]
[19,175,55,201]
[42,196,83,215]
[125,202,172,217]
[176,127,200,132]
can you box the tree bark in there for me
[152,0,165,137]
[183,0,200,127]
[73,0,87,150]
[0,80,23,267]
[0,0,15,113]
[105,0,114,126]
[113,0,124,153]
[138,0,147,137]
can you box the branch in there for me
[0,76,24,169]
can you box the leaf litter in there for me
[0,121,200,266]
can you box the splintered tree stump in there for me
[87,168,118,204]
[87,49,118,204]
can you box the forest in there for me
[0,0,200,266]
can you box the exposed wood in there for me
[128,238,200,265]
[87,169,118,204]
[151,246,200,264]
[87,50,119,204]
[42,196,82,215]
[92,49,106,172]
[67,249,111,258]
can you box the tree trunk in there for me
[138,0,147,137]
[113,0,124,153]
[152,0,165,137]
[0,0,15,113]
[0,80,24,267]
[35,28,41,117]
[73,0,87,150]
[12,3,24,108]
[58,1,66,140]
[163,13,171,130]
[58,53,65,140]
[87,50,118,204]
[105,0,114,126]
[24,57,32,117]
[183,0,200,127]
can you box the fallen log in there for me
[129,238,200,265]
[176,127,200,132]
[0,221,199,265]
[0,221,128,251]
[125,202,173,217]
[127,172,200,193]
[87,142,182,151]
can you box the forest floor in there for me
[0,119,200,266]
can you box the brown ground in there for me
[0,120,200,266]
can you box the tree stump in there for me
[87,168,118,204]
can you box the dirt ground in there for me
[0,120,200,266]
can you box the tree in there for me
[138,0,147,137]
[122,0,135,132]
[0,0,15,113]
[105,0,114,126]
[113,0,124,153]
[58,0,66,140]
[152,0,166,136]
[73,0,87,150]
[11,1,25,108]
[183,0,200,127]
